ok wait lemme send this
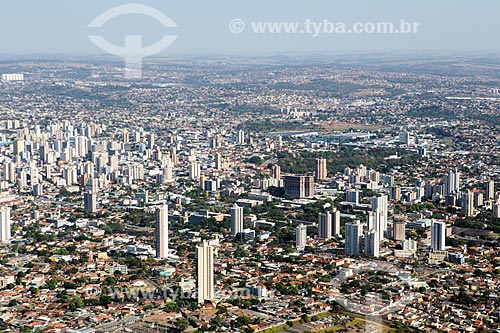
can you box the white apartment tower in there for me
[0,207,11,243]
[196,241,215,304]
[155,204,169,259]
[365,229,380,257]
[295,224,307,250]
[230,203,243,237]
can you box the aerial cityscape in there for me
[1,1,500,333]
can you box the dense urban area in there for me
[0,54,500,333]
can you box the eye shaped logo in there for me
[88,3,178,79]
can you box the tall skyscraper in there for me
[215,153,222,170]
[237,130,245,145]
[3,161,16,183]
[84,178,98,213]
[189,162,200,180]
[75,136,88,158]
[486,180,495,201]
[122,129,129,143]
[155,204,169,259]
[163,160,174,183]
[431,221,446,251]
[13,140,24,156]
[461,190,474,217]
[332,208,341,238]
[494,200,500,218]
[444,169,460,195]
[295,224,307,250]
[272,164,281,180]
[392,217,406,241]
[365,230,380,257]
[147,133,155,149]
[345,221,363,255]
[315,158,327,180]
[371,195,388,237]
[318,211,332,240]
[398,131,412,145]
[0,207,11,243]
[196,241,214,304]
[230,203,243,237]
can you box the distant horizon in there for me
[2,49,500,60]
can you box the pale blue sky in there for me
[0,0,499,56]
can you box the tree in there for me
[175,318,189,331]
[164,302,179,312]
[47,278,58,290]
[69,296,84,310]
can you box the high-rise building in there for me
[122,129,129,143]
[473,191,484,208]
[189,162,200,180]
[13,140,24,156]
[332,208,341,238]
[494,200,500,218]
[461,190,474,217]
[196,241,214,304]
[284,175,314,198]
[163,160,174,183]
[147,133,155,149]
[295,224,307,250]
[365,230,380,257]
[84,178,98,213]
[215,153,222,170]
[390,185,401,201]
[431,221,446,251]
[346,189,360,205]
[75,136,88,158]
[156,204,169,259]
[443,169,460,195]
[371,195,388,236]
[318,208,340,240]
[392,217,406,241]
[63,165,78,185]
[486,180,495,201]
[237,130,245,145]
[0,207,11,243]
[3,161,16,183]
[345,221,363,255]
[315,158,327,180]
[318,211,332,240]
[230,203,243,237]
[398,131,412,145]
[272,165,281,180]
